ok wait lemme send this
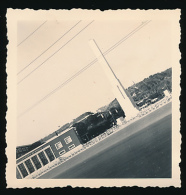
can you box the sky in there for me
[17,20,171,146]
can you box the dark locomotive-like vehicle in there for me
[72,108,125,143]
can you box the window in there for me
[25,159,35,174]
[64,136,72,144]
[55,141,63,150]
[45,148,55,162]
[38,151,48,166]
[59,149,66,156]
[18,163,28,178]
[31,155,42,170]
[68,144,75,150]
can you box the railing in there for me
[137,95,172,118]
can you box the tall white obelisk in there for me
[89,39,139,121]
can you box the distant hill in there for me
[98,68,171,111]
[127,68,172,104]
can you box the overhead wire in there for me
[17,20,82,75]
[18,59,98,118]
[104,20,151,55]
[17,21,47,47]
[17,20,94,85]
[18,20,151,118]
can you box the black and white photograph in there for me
[6,9,181,188]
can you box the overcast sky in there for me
[17,20,171,146]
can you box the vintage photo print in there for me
[6,9,181,188]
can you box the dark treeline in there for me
[127,68,172,104]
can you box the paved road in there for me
[40,102,171,178]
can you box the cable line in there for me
[18,59,98,118]
[18,20,151,118]
[104,20,151,55]
[17,20,81,75]
[17,20,94,85]
[17,21,47,47]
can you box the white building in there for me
[163,89,171,97]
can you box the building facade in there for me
[16,127,81,179]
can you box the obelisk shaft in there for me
[89,39,139,120]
